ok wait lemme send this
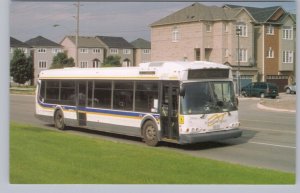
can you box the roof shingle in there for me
[96,36,134,49]
[25,36,61,47]
[63,36,105,48]
[151,3,238,27]
[10,37,31,48]
[131,38,151,49]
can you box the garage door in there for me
[266,75,288,92]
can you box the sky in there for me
[10,0,297,43]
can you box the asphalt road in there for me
[10,94,296,173]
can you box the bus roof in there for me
[38,61,232,81]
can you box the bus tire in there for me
[54,109,65,130]
[142,121,159,146]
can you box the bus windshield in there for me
[180,81,237,115]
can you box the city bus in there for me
[35,61,242,146]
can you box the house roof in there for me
[25,36,61,47]
[130,38,151,49]
[10,37,31,48]
[224,4,283,23]
[96,36,134,49]
[151,3,238,27]
[63,36,106,48]
[276,12,297,25]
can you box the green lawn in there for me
[10,122,295,184]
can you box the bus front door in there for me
[160,82,179,141]
[77,81,87,126]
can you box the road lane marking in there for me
[241,126,296,134]
[240,117,296,124]
[249,141,296,149]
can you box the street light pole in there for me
[236,27,241,96]
[75,0,80,67]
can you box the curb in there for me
[257,102,296,113]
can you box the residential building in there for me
[150,3,257,89]
[96,36,135,67]
[131,38,151,65]
[225,4,296,91]
[25,36,62,84]
[279,13,296,85]
[60,36,105,68]
[10,37,31,60]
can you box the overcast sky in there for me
[10,1,296,43]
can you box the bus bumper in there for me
[179,128,242,144]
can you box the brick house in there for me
[10,37,31,60]
[96,36,135,67]
[130,38,151,66]
[25,36,62,84]
[151,3,258,89]
[225,5,296,91]
[60,36,105,68]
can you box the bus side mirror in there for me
[235,97,239,106]
[180,85,185,97]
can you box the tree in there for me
[103,55,121,67]
[10,49,33,85]
[51,52,74,69]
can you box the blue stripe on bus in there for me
[38,99,160,119]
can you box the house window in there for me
[93,48,101,53]
[283,51,293,63]
[282,26,293,40]
[236,48,247,62]
[206,23,212,32]
[52,48,61,54]
[172,26,179,42]
[123,49,131,55]
[267,47,274,58]
[38,48,46,53]
[143,49,151,54]
[38,61,47,69]
[236,24,247,37]
[224,23,229,33]
[266,25,274,35]
[225,49,229,58]
[80,61,88,68]
[110,48,118,54]
[80,48,88,53]
[19,48,28,53]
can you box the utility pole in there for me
[75,0,80,67]
[236,27,241,96]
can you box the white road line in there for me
[241,126,296,134]
[249,141,296,149]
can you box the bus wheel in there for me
[54,109,65,130]
[143,121,159,146]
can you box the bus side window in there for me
[113,81,134,111]
[135,81,159,113]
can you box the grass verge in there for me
[10,122,295,184]
[10,86,35,95]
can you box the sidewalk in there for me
[257,93,296,113]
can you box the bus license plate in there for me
[213,124,221,131]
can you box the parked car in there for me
[284,82,296,94]
[241,82,279,98]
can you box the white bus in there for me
[35,61,242,146]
